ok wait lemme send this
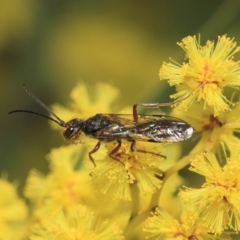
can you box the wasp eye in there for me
[67,127,75,136]
[63,119,84,143]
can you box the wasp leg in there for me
[132,102,171,124]
[89,141,101,167]
[109,139,121,160]
[132,96,190,124]
[130,140,166,159]
[108,139,126,167]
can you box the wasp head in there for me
[63,118,85,143]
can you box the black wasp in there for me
[9,85,194,167]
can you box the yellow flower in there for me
[0,178,28,240]
[24,145,128,228]
[91,141,166,201]
[160,35,240,116]
[144,208,229,240]
[171,100,240,155]
[51,82,121,124]
[29,204,124,240]
[180,150,240,234]
[24,145,96,223]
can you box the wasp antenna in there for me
[22,84,66,127]
[8,110,66,127]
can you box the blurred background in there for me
[1,0,240,193]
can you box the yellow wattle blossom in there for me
[144,208,229,240]
[170,100,240,155]
[160,35,240,116]
[180,150,240,234]
[24,145,96,223]
[51,82,121,124]
[0,178,28,240]
[91,141,166,201]
[29,204,124,240]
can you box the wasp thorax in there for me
[63,118,85,143]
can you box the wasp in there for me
[9,85,193,166]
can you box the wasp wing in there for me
[101,114,175,127]
[94,114,193,143]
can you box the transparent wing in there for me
[94,114,192,142]
[101,114,181,127]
